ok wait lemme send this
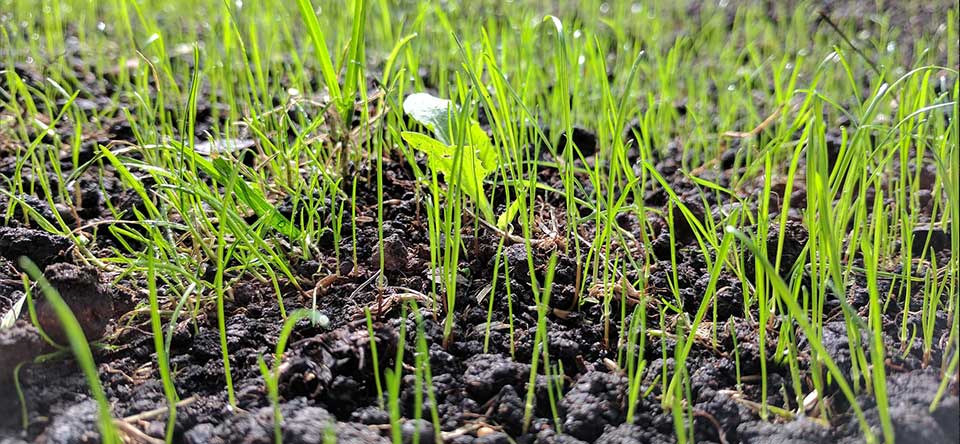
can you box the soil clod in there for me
[0,227,72,269]
[36,263,115,344]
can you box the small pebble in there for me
[477,426,495,437]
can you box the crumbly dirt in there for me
[0,2,958,444]
[0,127,954,442]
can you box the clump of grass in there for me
[1,1,956,443]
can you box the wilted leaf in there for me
[0,292,25,330]
[193,138,256,156]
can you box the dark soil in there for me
[1,2,958,444]
[1,125,955,443]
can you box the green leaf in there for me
[401,92,502,223]
[401,131,494,222]
[402,93,455,145]
[469,122,498,171]
[496,198,522,230]
[400,131,452,162]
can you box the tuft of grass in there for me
[1,1,956,443]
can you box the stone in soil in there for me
[490,384,525,436]
[866,369,959,444]
[381,233,409,272]
[36,263,115,344]
[737,417,832,444]
[0,194,63,227]
[35,399,101,444]
[595,423,674,444]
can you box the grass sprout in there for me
[0,1,956,443]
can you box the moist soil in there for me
[1,129,955,444]
[1,3,958,444]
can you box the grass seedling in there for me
[352,175,361,271]
[410,302,443,444]
[522,252,560,433]
[386,303,408,444]
[728,227,875,442]
[146,244,179,443]
[294,0,368,126]
[664,230,735,407]
[376,91,387,308]
[215,168,240,408]
[364,307,384,408]
[258,309,328,444]
[1,1,956,442]
[13,362,28,430]
[670,327,690,444]
[624,302,648,423]
[860,187,893,442]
